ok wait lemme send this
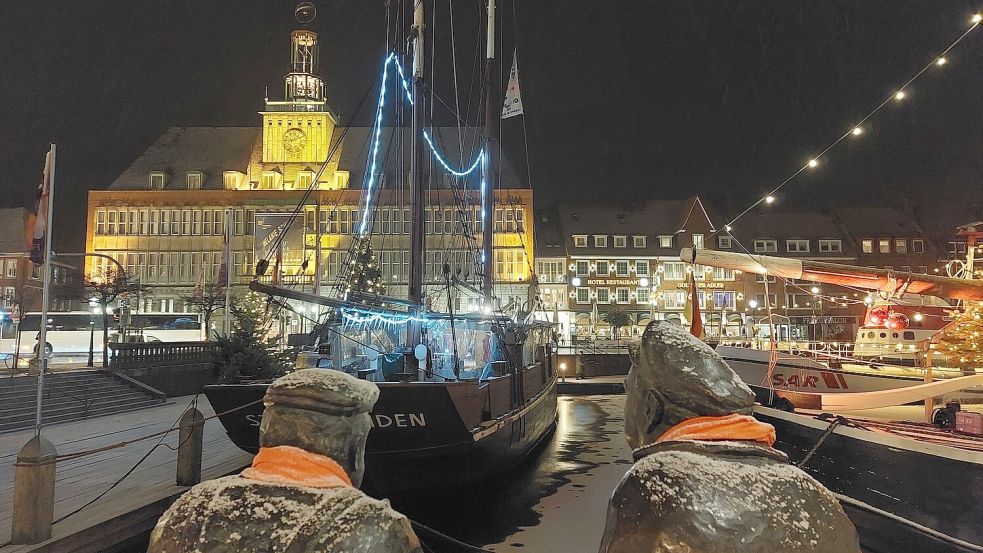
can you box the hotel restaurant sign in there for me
[586,278,641,286]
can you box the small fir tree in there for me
[214,292,287,382]
[937,301,983,370]
[345,241,386,299]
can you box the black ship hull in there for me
[754,406,983,553]
[204,362,558,496]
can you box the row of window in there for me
[94,208,257,237]
[571,234,725,250]
[752,239,843,254]
[749,293,852,310]
[860,238,925,255]
[304,206,526,236]
[92,251,255,286]
[573,288,738,310]
[0,259,72,284]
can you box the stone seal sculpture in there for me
[148,369,422,552]
[598,322,860,553]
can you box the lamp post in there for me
[87,299,99,367]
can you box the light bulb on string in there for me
[807,158,819,168]
[894,90,906,101]
[851,126,863,136]
[765,195,775,204]
[936,56,947,66]
[973,14,982,24]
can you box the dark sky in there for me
[2,1,982,252]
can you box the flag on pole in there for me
[194,269,204,298]
[27,149,53,265]
[216,218,230,287]
[501,50,524,119]
[687,271,704,339]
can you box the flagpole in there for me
[223,208,233,337]
[35,144,56,436]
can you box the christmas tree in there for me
[213,292,288,382]
[345,240,386,299]
[936,300,983,369]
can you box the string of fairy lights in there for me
[713,13,983,240]
[341,52,487,328]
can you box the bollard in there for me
[176,408,204,486]
[11,435,57,544]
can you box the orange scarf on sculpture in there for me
[655,413,776,447]
[241,445,353,489]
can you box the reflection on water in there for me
[394,395,630,552]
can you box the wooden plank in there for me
[0,395,253,552]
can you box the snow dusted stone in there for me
[602,321,860,552]
[266,368,380,416]
[148,476,421,552]
[625,321,754,449]
[599,440,859,552]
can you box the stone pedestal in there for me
[11,435,57,544]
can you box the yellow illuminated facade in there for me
[85,22,534,320]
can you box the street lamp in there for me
[88,300,98,367]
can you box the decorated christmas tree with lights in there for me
[345,240,386,299]
[937,301,983,369]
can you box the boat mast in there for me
[481,0,498,308]
[407,0,426,353]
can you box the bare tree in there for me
[82,266,149,367]
[181,282,227,340]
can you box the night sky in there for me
[2,1,982,252]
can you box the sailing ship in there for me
[683,247,983,401]
[686,246,983,551]
[204,1,558,496]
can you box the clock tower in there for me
[261,4,338,167]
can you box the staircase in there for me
[0,370,167,433]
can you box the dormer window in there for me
[187,172,203,190]
[223,171,241,190]
[149,171,166,190]
[261,171,279,190]
[296,171,314,189]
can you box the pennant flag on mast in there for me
[27,148,53,265]
[501,50,524,119]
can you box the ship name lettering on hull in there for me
[245,412,428,428]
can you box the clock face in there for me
[283,128,307,154]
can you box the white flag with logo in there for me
[501,50,524,119]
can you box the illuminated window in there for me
[596,261,610,276]
[692,234,704,249]
[614,235,627,248]
[634,236,647,248]
[96,210,106,235]
[296,171,314,189]
[635,260,649,276]
[576,287,590,304]
[664,290,686,309]
[5,259,16,278]
[223,172,239,189]
[879,239,891,253]
[261,172,278,189]
[594,235,608,248]
[658,235,672,248]
[637,288,650,304]
[615,261,629,277]
[576,260,589,276]
[596,288,610,304]
[573,235,587,247]
[862,239,873,253]
[712,267,734,280]
[2,287,14,308]
[616,287,630,303]
[663,261,686,280]
[186,172,203,190]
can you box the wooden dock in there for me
[0,396,253,552]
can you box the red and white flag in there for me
[27,148,53,265]
[687,271,704,339]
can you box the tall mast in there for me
[481,0,498,307]
[407,0,426,351]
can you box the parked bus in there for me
[0,312,203,357]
